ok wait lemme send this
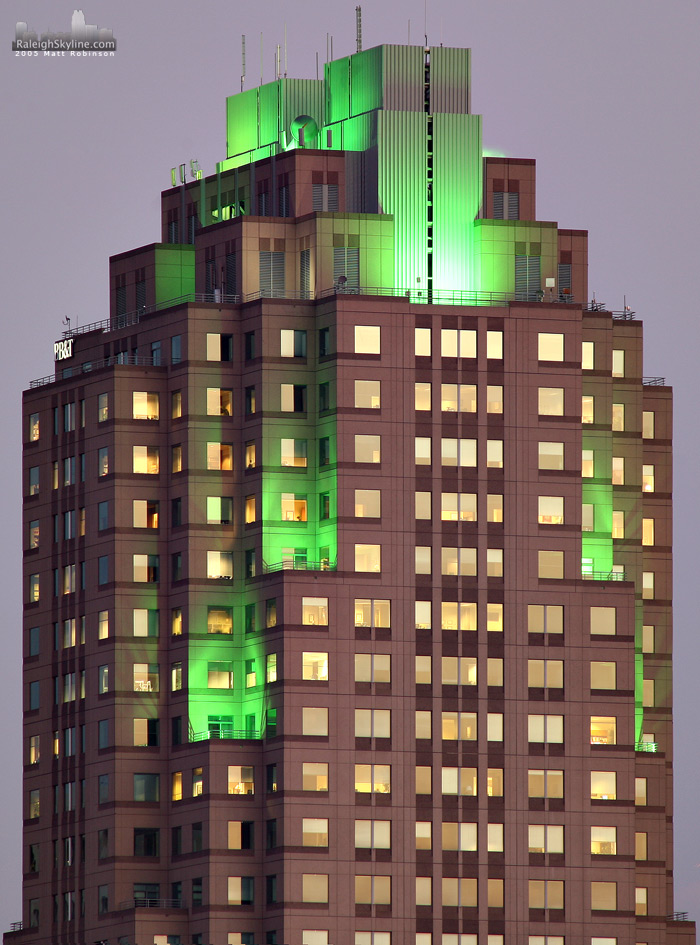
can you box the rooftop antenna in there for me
[331,35,334,60]
[316,50,319,80]
[356,6,362,53]
[284,23,287,76]
[276,43,280,79]
[424,0,428,45]
[260,32,263,86]
[241,34,246,91]
[408,19,411,44]
[326,32,329,63]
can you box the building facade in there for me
[12,43,695,945]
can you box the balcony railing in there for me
[636,741,659,753]
[8,923,22,932]
[667,912,690,921]
[119,898,185,910]
[261,558,337,574]
[643,376,666,386]
[581,570,626,582]
[190,728,262,742]
[62,292,240,339]
[30,354,167,388]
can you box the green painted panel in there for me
[350,46,383,116]
[226,87,259,158]
[325,57,350,124]
[154,245,195,304]
[259,81,281,148]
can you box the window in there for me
[97,392,109,422]
[642,410,655,439]
[440,492,477,522]
[207,551,233,579]
[355,876,390,905]
[281,492,307,521]
[581,448,594,478]
[171,607,183,635]
[441,877,477,907]
[591,881,617,910]
[172,444,182,472]
[133,773,160,802]
[441,822,477,851]
[133,554,159,582]
[207,442,233,470]
[302,818,329,847]
[207,607,232,635]
[28,519,39,549]
[28,466,40,495]
[642,625,655,654]
[302,652,329,681]
[207,332,233,361]
[441,766,477,796]
[538,441,564,470]
[208,661,233,688]
[486,439,503,468]
[133,663,159,692]
[528,715,564,743]
[441,547,476,576]
[228,765,255,795]
[528,880,564,909]
[590,662,616,689]
[441,437,476,466]
[590,716,616,745]
[611,402,625,431]
[538,387,564,416]
[642,517,655,545]
[441,711,477,741]
[538,551,564,579]
[487,385,503,412]
[441,656,477,687]
[355,435,380,463]
[591,771,617,800]
[528,660,564,688]
[590,826,616,855]
[207,496,233,525]
[415,327,431,356]
[415,382,431,410]
[440,383,476,412]
[132,446,159,474]
[302,707,328,736]
[414,492,431,519]
[528,769,564,799]
[206,387,233,416]
[612,349,625,377]
[132,392,159,420]
[538,496,564,525]
[97,665,109,694]
[354,325,380,354]
[355,708,391,738]
[611,456,624,485]
[642,571,655,599]
[132,499,159,529]
[528,825,564,854]
[97,447,109,477]
[582,340,595,369]
[635,832,648,860]
[415,437,431,465]
[228,876,254,906]
[280,383,307,412]
[279,437,307,468]
[354,380,381,408]
[280,328,307,357]
[355,543,381,572]
[610,509,624,537]
[538,332,564,361]
[354,763,391,794]
[171,390,182,418]
[355,654,391,683]
[482,330,502,360]
[354,489,381,518]
[642,463,655,491]
[302,597,328,625]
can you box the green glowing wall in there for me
[154,245,195,304]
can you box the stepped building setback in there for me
[12,42,695,945]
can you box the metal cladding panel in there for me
[281,78,325,144]
[430,46,471,114]
[258,81,281,148]
[382,44,424,111]
[325,57,351,124]
[350,45,383,116]
[432,113,482,292]
[226,87,260,158]
[377,110,428,290]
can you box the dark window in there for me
[266,764,278,793]
[98,720,109,749]
[172,827,182,856]
[245,550,256,579]
[244,331,256,361]
[133,882,160,901]
[29,681,40,710]
[171,334,182,364]
[98,775,109,804]
[171,879,182,903]
[98,556,109,585]
[171,498,182,527]
[266,875,278,904]
[172,717,183,746]
[245,386,256,415]
[151,341,162,365]
[133,773,160,802]
[98,501,109,530]
[266,819,278,850]
[98,829,109,860]
[240,821,254,850]
[319,381,330,411]
[319,437,330,466]
[29,627,40,656]
[245,603,256,634]
[171,553,182,582]
[29,843,39,872]
[192,822,203,853]
[192,877,203,907]
[319,492,330,520]
[220,334,233,361]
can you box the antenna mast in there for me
[284,23,287,77]
[241,34,246,92]
[356,6,362,53]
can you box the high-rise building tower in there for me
[12,42,695,945]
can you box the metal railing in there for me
[667,912,690,921]
[320,285,577,306]
[8,923,22,932]
[30,354,167,388]
[190,728,262,742]
[262,558,337,574]
[636,741,659,753]
[581,570,626,582]
[587,301,637,318]
[643,376,666,386]
[62,292,241,339]
[119,898,185,910]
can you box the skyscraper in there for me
[12,42,695,945]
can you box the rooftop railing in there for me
[119,898,185,910]
[667,912,690,921]
[190,728,262,742]
[261,558,337,574]
[636,741,659,753]
[581,570,626,582]
[643,376,666,386]
[30,353,168,388]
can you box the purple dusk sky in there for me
[1,0,699,930]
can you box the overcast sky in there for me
[1,0,699,931]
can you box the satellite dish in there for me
[290,115,318,148]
